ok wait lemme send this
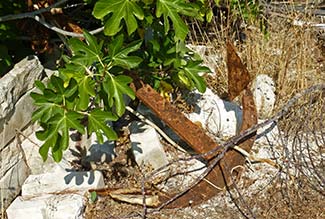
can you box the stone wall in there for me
[0,56,44,210]
[1,57,106,219]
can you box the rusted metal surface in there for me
[226,41,251,101]
[238,89,258,152]
[133,84,257,208]
[126,41,258,208]
[135,84,220,160]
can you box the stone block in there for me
[20,131,60,175]
[6,194,84,219]
[0,159,29,210]
[255,119,280,145]
[55,131,116,171]
[252,74,276,118]
[129,121,168,171]
[83,133,116,164]
[0,55,44,148]
[187,88,243,138]
[21,166,104,197]
[0,139,24,178]
[186,44,222,74]
[1,89,38,149]
[0,55,43,118]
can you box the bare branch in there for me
[0,0,68,22]
[0,0,104,37]
[33,15,104,37]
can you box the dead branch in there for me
[0,0,68,22]
[33,15,104,37]
[0,0,104,37]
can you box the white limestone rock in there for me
[63,132,116,170]
[20,131,63,175]
[186,44,222,74]
[252,74,276,119]
[187,88,243,139]
[129,121,168,171]
[0,159,29,210]
[0,89,38,148]
[187,44,209,58]
[0,139,26,178]
[6,194,85,219]
[0,56,43,142]
[21,166,104,197]
[255,119,280,145]
[83,133,116,164]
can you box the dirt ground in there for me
[83,91,325,219]
[83,125,324,219]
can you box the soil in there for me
[83,125,325,219]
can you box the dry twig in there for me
[0,0,104,37]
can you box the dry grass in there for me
[182,2,325,218]
[188,4,325,113]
